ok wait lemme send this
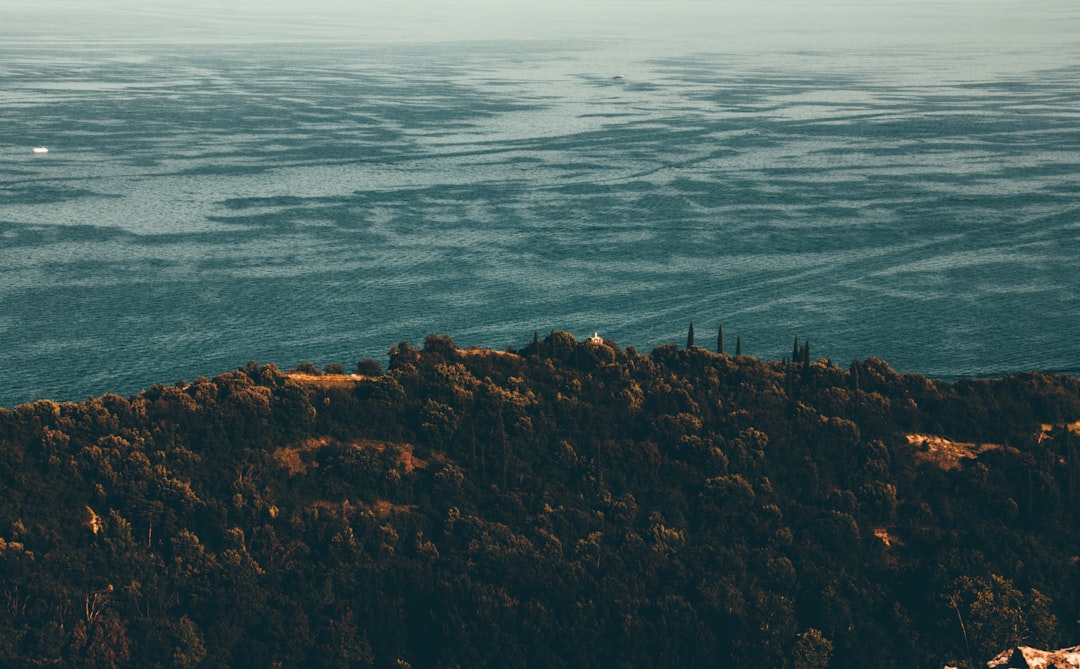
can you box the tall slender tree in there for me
[736,336,742,357]
[687,322,696,349]
[717,324,724,355]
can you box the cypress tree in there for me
[717,324,724,355]
[793,336,800,363]
[532,329,540,356]
[736,336,742,357]
[850,359,860,392]
[1066,429,1078,506]
[687,321,696,349]
[498,407,509,489]
[803,340,811,367]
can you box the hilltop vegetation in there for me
[2,331,1080,668]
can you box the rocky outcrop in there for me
[987,646,1080,668]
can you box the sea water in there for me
[2,1,1079,407]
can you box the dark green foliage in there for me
[0,336,1079,668]
[423,333,457,356]
[687,322,696,349]
[354,358,383,376]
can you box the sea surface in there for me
[2,2,1080,407]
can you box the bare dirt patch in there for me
[273,437,434,477]
[371,499,417,518]
[458,347,512,357]
[356,440,430,474]
[1038,421,1080,443]
[906,433,1001,470]
[273,436,331,476]
[873,527,901,548]
[287,372,372,388]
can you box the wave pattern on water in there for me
[1,42,1079,406]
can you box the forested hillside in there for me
[3,332,1080,668]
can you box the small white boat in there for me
[32,147,48,154]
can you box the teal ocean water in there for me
[2,5,1080,406]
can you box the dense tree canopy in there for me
[2,332,1080,668]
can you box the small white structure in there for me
[586,332,604,345]
[32,147,48,154]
